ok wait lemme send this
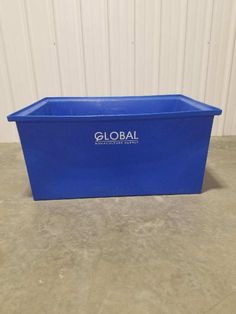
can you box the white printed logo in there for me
[94,131,139,145]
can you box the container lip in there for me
[7,94,222,122]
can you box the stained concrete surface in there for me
[0,136,236,314]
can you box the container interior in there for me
[8,95,222,121]
[30,98,203,116]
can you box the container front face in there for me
[17,115,213,200]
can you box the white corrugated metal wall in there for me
[0,0,236,142]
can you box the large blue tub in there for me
[8,95,221,200]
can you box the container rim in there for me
[7,94,222,122]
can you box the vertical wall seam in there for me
[157,0,162,93]
[223,25,236,135]
[106,0,112,95]
[22,0,38,98]
[133,0,136,95]
[152,1,155,93]
[78,0,88,96]
[0,16,15,109]
[176,0,188,92]
[143,1,147,94]
[73,0,86,95]
[203,0,215,102]
[221,1,236,135]
[181,0,189,93]
[198,0,214,100]
[50,0,63,96]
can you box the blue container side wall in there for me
[17,116,214,200]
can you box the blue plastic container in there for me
[8,95,221,200]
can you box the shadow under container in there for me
[7,95,222,200]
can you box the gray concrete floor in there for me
[0,136,236,314]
